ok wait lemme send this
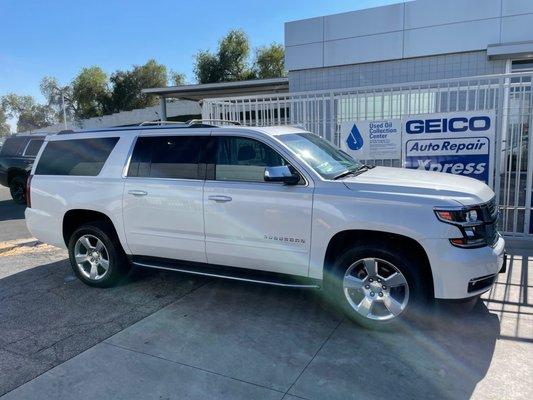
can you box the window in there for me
[128,136,208,180]
[512,60,533,72]
[0,137,28,156]
[23,139,44,157]
[213,137,287,182]
[35,137,119,176]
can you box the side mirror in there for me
[264,166,300,185]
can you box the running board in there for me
[131,256,321,289]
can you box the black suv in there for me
[0,135,46,204]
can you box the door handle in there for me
[208,195,232,203]
[128,190,148,197]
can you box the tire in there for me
[68,221,130,288]
[326,241,431,330]
[9,176,27,205]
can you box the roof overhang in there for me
[487,41,533,60]
[142,77,289,101]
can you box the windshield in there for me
[277,133,361,179]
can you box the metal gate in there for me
[202,72,533,238]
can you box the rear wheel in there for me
[327,242,431,329]
[9,176,26,205]
[68,222,130,287]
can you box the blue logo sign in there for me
[346,124,364,150]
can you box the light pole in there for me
[61,91,67,130]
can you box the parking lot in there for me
[0,186,531,399]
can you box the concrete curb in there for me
[0,238,40,255]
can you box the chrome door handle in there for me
[208,195,232,203]
[128,190,148,197]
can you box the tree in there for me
[194,29,252,83]
[109,59,167,112]
[0,108,10,136]
[40,76,75,123]
[169,71,186,86]
[218,30,251,81]
[253,43,286,79]
[71,66,109,119]
[194,51,222,84]
[1,94,55,132]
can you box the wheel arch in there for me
[62,209,121,248]
[323,230,434,298]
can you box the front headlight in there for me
[435,206,493,248]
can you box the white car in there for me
[25,122,506,328]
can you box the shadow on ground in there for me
[0,255,509,399]
[0,199,25,223]
[0,260,208,396]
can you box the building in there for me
[285,0,533,91]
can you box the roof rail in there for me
[186,119,241,127]
[139,121,187,126]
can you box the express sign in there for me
[402,111,495,186]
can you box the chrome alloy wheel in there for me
[74,234,110,281]
[343,258,409,321]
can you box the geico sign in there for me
[405,116,491,134]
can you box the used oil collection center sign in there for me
[341,111,495,185]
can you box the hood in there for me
[342,167,494,206]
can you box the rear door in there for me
[203,133,314,277]
[123,134,209,262]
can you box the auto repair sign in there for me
[341,119,401,160]
[402,111,495,185]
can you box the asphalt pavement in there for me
[0,186,31,242]
[0,186,531,399]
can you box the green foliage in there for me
[218,30,251,81]
[109,59,168,113]
[40,76,75,121]
[254,43,286,79]
[194,31,285,83]
[0,108,10,135]
[194,29,252,83]
[194,51,221,84]
[169,71,186,86]
[1,93,55,132]
[71,67,109,119]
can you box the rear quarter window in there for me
[35,137,119,176]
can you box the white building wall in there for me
[30,100,201,134]
[285,0,533,73]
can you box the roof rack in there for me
[139,121,187,126]
[186,119,241,127]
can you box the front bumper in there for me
[421,235,506,299]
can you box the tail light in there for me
[26,175,33,208]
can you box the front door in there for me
[123,134,209,263]
[203,135,314,276]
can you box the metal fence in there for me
[202,72,533,238]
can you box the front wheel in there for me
[327,243,431,329]
[9,176,26,205]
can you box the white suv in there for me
[25,123,506,328]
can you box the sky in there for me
[0,0,402,122]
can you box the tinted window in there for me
[0,137,28,156]
[214,137,287,182]
[35,137,119,176]
[128,136,207,180]
[24,139,44,157]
